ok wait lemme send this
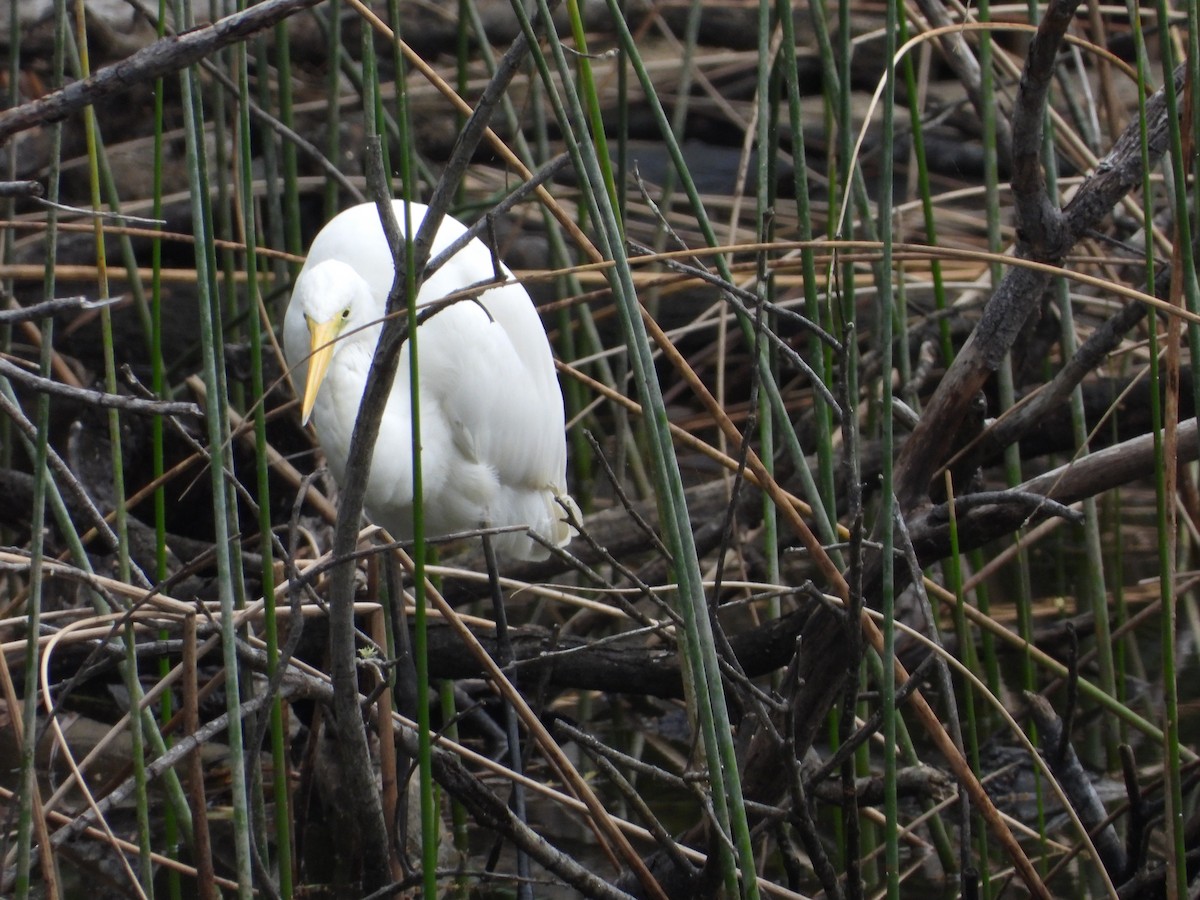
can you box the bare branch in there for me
[0,295,116,323]
[0,356,200,417]
[0,180,43,198]
[894,62,1185,510]
[0,0,324,145]
[906,418,1200,559]
[1010,0,1079,257]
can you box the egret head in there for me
[288,259,379,425]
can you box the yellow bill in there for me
[302,316,342,425]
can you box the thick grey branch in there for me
[978,296,1149,456]
[894,63,1185,510]
[0,0,323,145]
[0,180,44,198]
[906,418,1199,559]
[0,295,114,323]
[323,30,536,893]
[0,356,199,417]
[1010,0,1079,256]
[1062,74,1181,241]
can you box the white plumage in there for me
[283,200,577,561]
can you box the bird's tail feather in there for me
[493,486,579,562]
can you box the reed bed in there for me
[0,0,1197,897]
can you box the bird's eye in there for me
[341,307,351,320]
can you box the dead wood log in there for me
[423,602,817,699]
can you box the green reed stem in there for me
[14,1,56,889]
[1148,3,1196,892]
[72,3,156,891]
[175,0,254,890]
[878,0,900,891]
[237,6,294,893]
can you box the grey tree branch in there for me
[894,60,1185,510]
[975,291,1149,457]
[0,356,200,417]
[0,0,324,145]
[1026,693,1128,878]
[0,180,44,198]
[314,142,398,892]
[0,295,114,323]
[1009,0,1078,257]
[905,418,1200,560]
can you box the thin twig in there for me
[0,355,199,416]
[0,294,116,323]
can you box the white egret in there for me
[283,200,578,561]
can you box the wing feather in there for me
[291,200,572,558]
